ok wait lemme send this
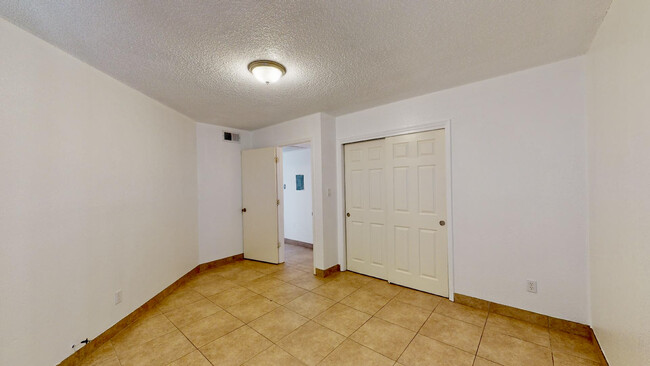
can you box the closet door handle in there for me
[439,220,445,226]
[242,208,247,213]
[346,212,350,217]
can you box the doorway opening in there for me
[281,143,314,271]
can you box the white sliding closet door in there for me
[344,129,448,296]
[385,129,448,296]
[344,139,388,279]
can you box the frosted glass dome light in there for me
[248,60,286,84]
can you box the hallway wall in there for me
[586,0,650,364]
[283,147,314,244]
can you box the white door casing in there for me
[242,147,280,264]
[344,139,388,279]
[385,129,448,296]
[276,147,285,264]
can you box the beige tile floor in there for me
[81,244,604,366]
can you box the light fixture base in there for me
[247,60,286,84]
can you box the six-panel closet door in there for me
[385,129,448,297]
[344,129,449,297]
[344,139,388,279]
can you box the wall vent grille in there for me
[223,131,240,143]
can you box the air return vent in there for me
[223,131,240,143]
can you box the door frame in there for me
[336,119,455,300]
[277,138,316,271]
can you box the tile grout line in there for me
[413,311,488,358]
[289,278,396,364]
[110,317,180,365]
[483,313,554,349]
[341,285,413,361]
[452,306,576,357]
[108,340,124,366]
[163,273,281,365]
[436,303,490,327]
[89,255,309,365]
[93,252,552,366]
[265,296,329,362]
[159,290,221,366]
[473,313,488,364]
[164,309,214,366]
[175,309,249,363]
[239,324,277,364]
[320,275,458,363]
[271,274,398,363]
[392,298,441,363]
[127,256,577,366]
[116,267,378,364]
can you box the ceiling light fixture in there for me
[247,60,286,84]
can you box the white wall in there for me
[320,114,340,267]
[0,19,198,365]
[196,123,251,264]
[336,57,589,323]
[586,0,650,364]
[251,113,338,270]
[282,148,313,243]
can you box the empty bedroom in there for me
[1,1,648,365]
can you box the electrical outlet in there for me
[527,280,538,293]
[114,290,123,305]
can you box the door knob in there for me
[439,220,445,226]
[346,212,350,217]
[242,208,247,213]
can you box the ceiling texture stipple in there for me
[0,1,611,130]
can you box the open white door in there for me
[242,147,281,264]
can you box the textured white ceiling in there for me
[0,1,610,130]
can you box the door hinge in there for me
[274,157,279,163]
[277,199,280,206]
[277,242,281,248]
